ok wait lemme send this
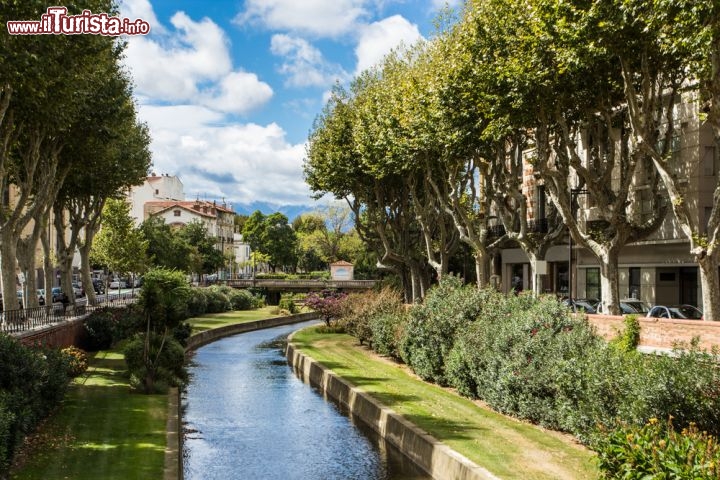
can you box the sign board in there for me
[534,260,548,275]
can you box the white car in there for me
[109,280,126,289]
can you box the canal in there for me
[182,320,431,480]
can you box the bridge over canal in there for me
[222,279,378,303]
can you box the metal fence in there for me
[1,292,138,335]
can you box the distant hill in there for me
[230,201,317,220]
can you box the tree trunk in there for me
[0,232,19,310]
[598,250,621,316]
[698,251,720,321]
[79,242,96,305]
[16,235,39,308]
[474,251,488,289]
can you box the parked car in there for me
[51,287,65,303]
[72,283,85,298]
[561,298,598,314]
[109,280,126,289]
[91,279,105,294]
[36,289,45,306]
[595,299,651,315]
[646,304,703,320]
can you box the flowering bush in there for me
[596,418,720,479]
[305,290,347,326]
[61,346,89,377]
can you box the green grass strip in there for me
[10,350,167,480]
[186,305,282,333]
[290,326,600,480]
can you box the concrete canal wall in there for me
[286,340,499,480]
[185,312,320,351]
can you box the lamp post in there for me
[568,187,588,300]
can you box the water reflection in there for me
[183,320,429,480]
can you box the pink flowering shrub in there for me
[305,290,347,326]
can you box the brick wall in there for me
[14,317,87,349]
[587,314,720,351]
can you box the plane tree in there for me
[462,0,668,313]
[601,0,720,319]
[0,0,122,309]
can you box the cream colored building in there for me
[500,101,718,308]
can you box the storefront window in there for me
[586,268,601,300]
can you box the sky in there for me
[116,0,460,217]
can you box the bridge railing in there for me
[225,279,377,290]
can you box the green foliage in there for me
[139,268,191,332]
[82,305,145,350]
[91,198,148,276]
[61,346,89,378]
[596,418,720,479]
[227,289,256,310]
[0,335,72,471]
[178,221,224,275]
[400,276,492,385]
[611,314,641,353]
[339,287,406,353]
[186,288,209,317]
[123,333,187,394]
[242,210,298,271]
[278,294,298,314]
[204,287,231,313]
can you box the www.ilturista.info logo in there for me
[7,7,150,36]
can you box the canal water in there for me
[182,320,430,480]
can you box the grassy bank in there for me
[10,306,280,479]
[10,350,167,480]
[186,305,282,333]
[290,326,600,480]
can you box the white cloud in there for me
[121,9,273,115]
[270,34,349,87]
[234,0,369,37]
[355,15,422,74]
[138,105,312,205]
[119,0,166,34]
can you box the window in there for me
[703,146,717,176]
[659,272,676,282]
[628,267,641,299]
[586,268,601,301]
[155,189,159,195]
[174,210,181,217]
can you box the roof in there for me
[145,200,235,218]
[330,261,354,266]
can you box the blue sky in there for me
[117,0,460,216]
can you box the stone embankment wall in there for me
[587,314,720,351]
[286,340,500,480]
[185,312,320,351]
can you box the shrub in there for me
[305,289,347,326]
[338,288,406,352]
[172,322,193,347]
[370,311,407,360]
[61,346,89,377]
[596,418,720,479]
[278,294,298,314]
[187,288,208,317]
[446,293,602,430]
[0,335,72,471]
[228,289,256,310]
[611,314,641,353]
[82,310,115,351]
[204,288,231,313]
[124,333,187,394]
[400,276,493,385]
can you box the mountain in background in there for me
[229,201,318,220]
